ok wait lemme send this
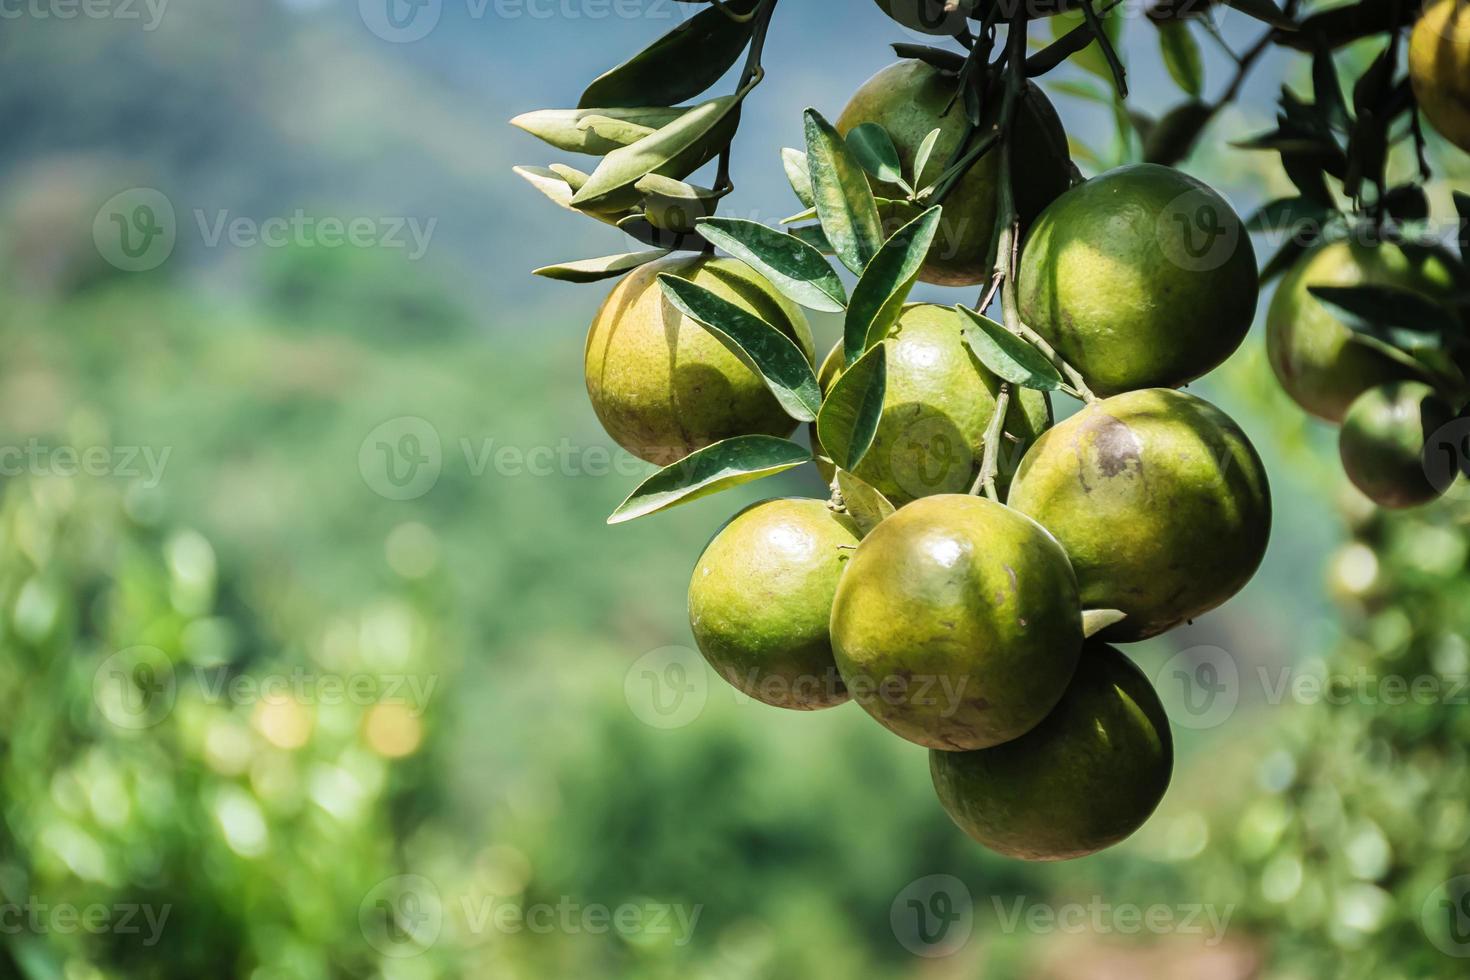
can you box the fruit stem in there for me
[971,382,1011,500]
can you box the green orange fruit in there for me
[1339,382,1455,509]
[1007,388,1271,641]
[829,494,1082,751]
[584,256,814,465]
[1016,163,1258,396]
[689,498,860,710]
[930,642,1173,861]
[813,305,1052,505]
[836,61,1071,287]
[1410,0,1470,153]
[1267,239,1467,422]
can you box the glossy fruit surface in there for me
[829,494,1082,751]
[585,256,814,465]
[1339,382,1454,509]
[1007,388,1271,641]
[689,498,861,710]
[1410,0,1470,152]
[930,642,1173,861]
[1017,163,1259,396]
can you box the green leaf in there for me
[912,127,943,190]
[1311,43,1350,132]
[636,174,721,233]
[513,166,630,225]
[578,0,759,109]
[1245,196,1334,234]
[607,436,811,525]
[1308,285,1461,352]
[843,207,943,365]
[803,108,885,276]
[782,148,815,209]
[1082,609,1127,638]
[836,470,895,537]
[956,307,1065,391]
[1158,21,1203,98]
[510,106,688,155]
[533,249,670,283]
[572,95,740,208]
[1454,192,1470,260]
[846,123,905,186]
[1220,0,1296,30]
[1380,185,1430,224]
[657,274,822,422]
[694,217,846,313]
[787,224,834,255]
[890,43,967,74]
[817,344,887,472]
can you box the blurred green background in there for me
[2,1,1470,977]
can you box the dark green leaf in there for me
[532,249,670,283]
[843,207,943,365]
[817,343,887,472]
[846,123,905,186]
[1454,192,1470,260]
[657,273,822,422]
[1311,43,1350,132]
[579,0,759,108]
[1143,100,1214,166]
[787,224,834,255]
[803,108,885,275]
[695,217,846,313]
[1158,21,1203,98]
[1309,284,1461,351]
[891,43,967,74]
[956,307,1065,391]
[1245,196,1334,234]
[836,470,895,537]
[607,436,811,524]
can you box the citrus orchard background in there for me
[2,1,1469,977]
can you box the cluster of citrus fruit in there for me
[554,50,1274,859]
[1254,0,1470,510]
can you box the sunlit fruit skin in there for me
[688,498,860,710]
[584,256,815,466]
[1410,0,1470,153]
[829,494,1082,751]
[1339,382,1453,509]
[1266,239,1467,423]
[836,61,1071,287]
[1016,163,1258,396]
[812,305,1052,505]
[929,642,1173,861]
[1007,389,1270,642]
